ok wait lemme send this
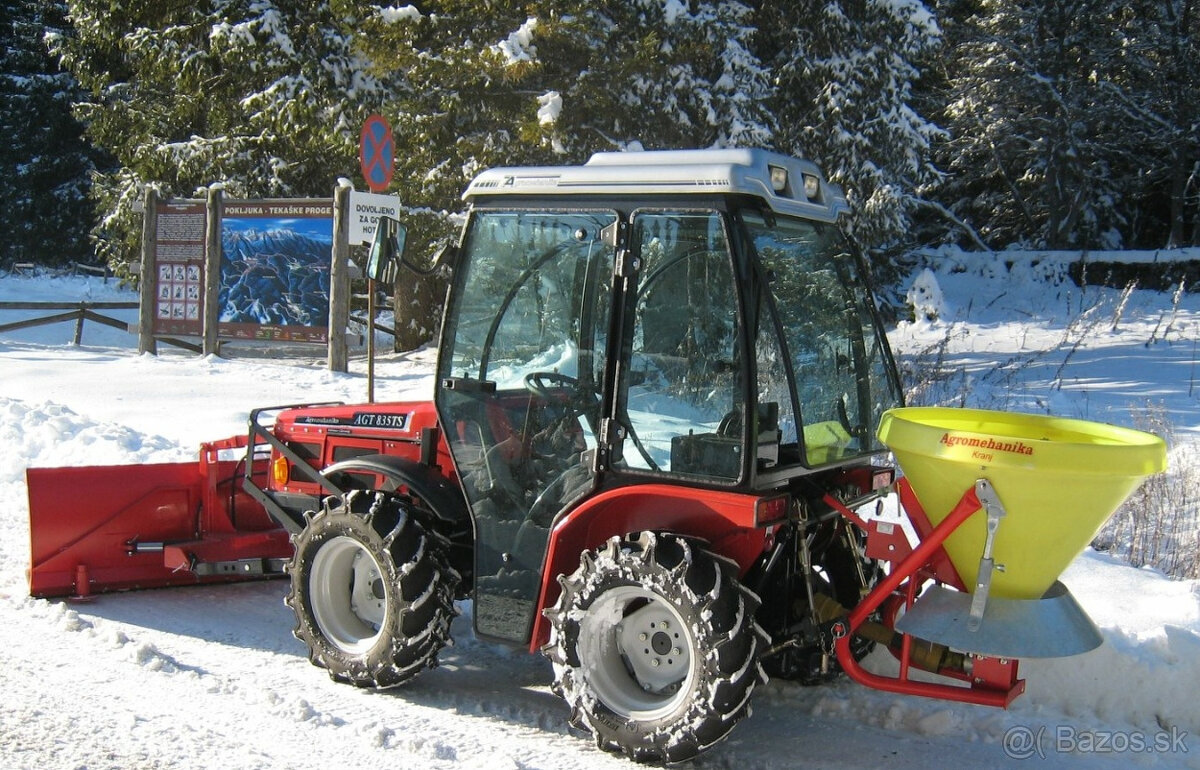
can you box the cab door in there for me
[609,209,749,483]
[435,209,617,643]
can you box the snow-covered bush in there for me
[1094,406,1200,580]
[905,267,948,321]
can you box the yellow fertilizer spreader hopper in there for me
[822,406,1167,707]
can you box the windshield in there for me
[742,210,901,466]
[441,210,616,389]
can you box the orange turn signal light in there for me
[754,494,790,526]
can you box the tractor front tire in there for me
[287,490,458,688]
[543,532,768,763]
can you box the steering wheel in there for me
[524,371,603,439]
[524,371,581,399]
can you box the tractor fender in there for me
[528,483,773,651]
[321,454,471,535]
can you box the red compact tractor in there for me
[27,150,1166,763]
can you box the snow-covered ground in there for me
[2,257,1199,769]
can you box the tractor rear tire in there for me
[287,490,458,688]
[543,532,768,763]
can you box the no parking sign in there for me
[359,115,394,193]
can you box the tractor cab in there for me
[433,149,902,642]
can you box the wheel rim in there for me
[309,535,388,654]
[577,585,695,720]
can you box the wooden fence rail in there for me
[0,301,199,352]
[1,301,393,354]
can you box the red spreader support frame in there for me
[824,478,1025,707]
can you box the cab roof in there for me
[463,148,849,223]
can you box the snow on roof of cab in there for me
[463,148,849,223]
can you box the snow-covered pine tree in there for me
[531,1,773,156]
[936,0,1132,249]
[356,0,774,349]
[354,4,541,211]
[358,0,772,209]
[756,0,945,253]
[2,0,99,267]
[1104,0,1200,248]
[54,0,388,273]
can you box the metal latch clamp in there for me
[968,478,1007,631]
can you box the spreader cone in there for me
[878,407,1166,599]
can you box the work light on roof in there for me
[769,165,788,193]
[802,173,821,201]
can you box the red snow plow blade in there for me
[27,437,291,598]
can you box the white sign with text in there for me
[348,190,402,246]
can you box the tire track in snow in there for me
[2,588,626,770]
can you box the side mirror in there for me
[366,216,407,284]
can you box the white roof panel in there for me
[463,148,849,222]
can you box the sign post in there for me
[138,187,159,355]
[202,186,223,356]
[329,185,351,372]
[359,115,396,401]
[368,271,377,403]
